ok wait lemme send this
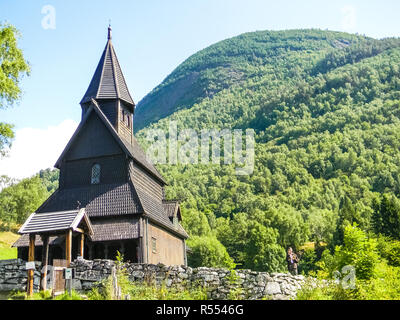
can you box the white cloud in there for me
[341,5,357,32]
[0,120,78,180]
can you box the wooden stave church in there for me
[13,27,188,266]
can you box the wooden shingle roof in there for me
[90,217,140,242]
[18,209,93,236]
[80,26,134,108]
[13,234,62,248]
[37,182,143,217]
[163,200,181,220]
[13,217,140,246]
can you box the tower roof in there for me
[80,26,135,107]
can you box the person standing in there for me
[286,247,299,275]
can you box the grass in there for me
[0,231,19,260]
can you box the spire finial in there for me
[108,21,112,40]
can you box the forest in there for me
[2,29,400,299]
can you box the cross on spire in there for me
[108,22,112,40]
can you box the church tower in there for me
[80,26,135,144]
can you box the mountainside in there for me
[135,29,398,131]
[133,29,400,271]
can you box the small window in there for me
[151,237,157,254]
[121,109,125,122]
[91,164,101,185]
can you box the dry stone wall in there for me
[72,259,308,300]
[0,258,309,300]
[0,259,41,292]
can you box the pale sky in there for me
[0,0,399,180]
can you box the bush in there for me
[298,248,318,275]
[187,236,236,269]
[376,236,400,267]
[334,224,379,280]
[296,280,355,300]
[298,263,400,300]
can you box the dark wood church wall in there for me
[60,154,127,188]
[118,102,133,143]
[98,100,118,126]
[66,111,123,161]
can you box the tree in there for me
[332,196,359,247]
[181,208,211,237]
[186,235,236,269]
[0,175,49,229]
[38,168,59,193]
[0,23,30,156]
[334,224,379,280]
[372,193,400,240]
[244,221,286,272]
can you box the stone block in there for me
[264,282,281,296]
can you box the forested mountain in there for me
[134,29,400,271]
[2,29,400,276]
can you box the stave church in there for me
[13,27,188,266]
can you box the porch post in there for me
[27,233,35,297]
[65,229,72,266]
[79,233,85,258]
[40,235,49,291]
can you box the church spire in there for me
[108,24,112,41]
[80,26,135,109]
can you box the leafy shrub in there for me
[334,224,379,280]
[298,248,318,275]
[187,235,236,269]
[376,236,400,267]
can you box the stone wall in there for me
[71,259,306,300]
[0,259,41,292]
[0,258,309,300]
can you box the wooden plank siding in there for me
[146,221,185,266]
[65,111,123,161]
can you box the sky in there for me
[0,0,399,180]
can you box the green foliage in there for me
[298,248,318,275]
[0,175,49,229]
[297,263,400,300]
[0,123,14,157]
[244,221,286,272]
[187,235,236,269]
[54,290,83,300]
[133,29,400,273]
[87,253,208,301]
[372,193,400,240]
[38,168,59,193]
[334,224,379,280]
[355,263,400,300]
[376,236,400,267]
[296,280,352,300]
[332,196,359,247]
[0,23,30,156]
[0,241,17,259]
[0,169,58,230]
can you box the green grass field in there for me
[0,232,19,260]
